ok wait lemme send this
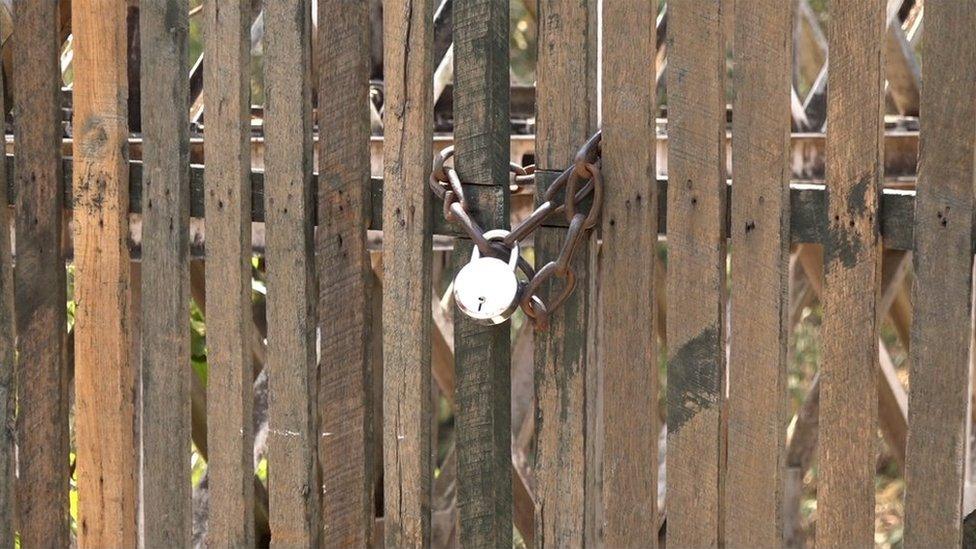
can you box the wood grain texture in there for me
[204,0,255,545]
[11,1,70,545]
[818,1,886,546]
[600,0,658,546]
[263,0,321,545]
[316,0,374,546]
[903,2,976,545]
[140,0,192,545]
[452,0,512,546]
[382,0,434,546]
[725,0,792,546]
[665,0,727,546]
[0,65,14,549]
[72,1,137,545]
[533,0,598,546]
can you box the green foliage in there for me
[510,1,537,84]
[191,444,207,488]
[190,299,208,387]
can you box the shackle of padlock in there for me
[470,231,519,269]
[453,229,522,325]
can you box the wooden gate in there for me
[0,0,974,547]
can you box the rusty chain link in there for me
[429,130,603,330]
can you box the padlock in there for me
[453,230,521,325]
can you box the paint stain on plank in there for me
[668,325,721,434]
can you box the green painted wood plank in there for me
[452,0,513,546]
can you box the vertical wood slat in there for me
[452,0,512,546]
[12,1,70,545]
[665,0,728,546]
[316,0,374,546]
[0,64,15,549]
[140,0,192,544]
[264,0,321,545]
[904,2,976,546]
[72,1,137,545]
[725,0,792,546]
[204,0,255,545]
[818,1,886,546]
[600,0,658,546]
[533,0,597,546]
[381,0,434,544]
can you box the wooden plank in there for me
[724,0,791,546]
[904,1,976,545]
[204,0,255,545]
[452,0,512,546]
[665,0,728,546]
[72,1,137,545]
[533,0,598,546]
[381,0,434,544]
[601,0,658,546]
[0,64,14,549]
[11,1,70,545]
[140,0,192,545]
[263,0,321,545]
[817,0,886,545]
[316,0,374,546]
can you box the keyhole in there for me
[477,296,486,312]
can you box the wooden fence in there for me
[0,0,973,547]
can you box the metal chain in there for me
[429,130,604,330]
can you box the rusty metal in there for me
[430,130,604,329]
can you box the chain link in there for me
[430,130,603,330]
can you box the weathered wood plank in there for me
[204,0,255,545]
[72,1,137,545]
[264,0,321,545]
[601,0,658,546]
[534,0,598,545]
[818,1,886,546]
[665,0,727,546]
[0,62,15,549]
[725,1,791,546]
[381,0,434,544]
[316,0,375,546]
[11,1,70,545]
[139,0,192,546]
[452,0,512,546]
[140,0,192,545]
[904,2,976,545]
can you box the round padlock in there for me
[453,230,521,325]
